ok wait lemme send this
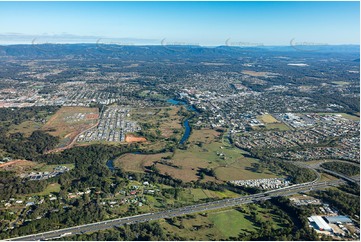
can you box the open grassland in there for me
[263,123,290,131]
[160,204,286,240]
[209,209,256,237]
[256,114,290,131]
[257,114,278,123]
[116,129,279,182]
[242,70,272,77]
[0,159,37,173]
[131,106,183,139]
[320,173,339,181]
[8,120,43,137]
[114,152,172,173]
[158,129,278,182]
[36,183,61,196]
[188,188,239,201]
[7,110,55,137]
[42,106,99,148]
[188,129,221,144]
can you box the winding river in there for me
[167,99,198,145]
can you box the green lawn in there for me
[190,189,209,201]
[264,123,290,131]
[160,203,288,240]
[33,183,61,196]
[209,209,257,237]
[8,120,43,137]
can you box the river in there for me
[167,99,198,145]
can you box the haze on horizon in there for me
[0,1,359,46]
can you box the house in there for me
[26,202,35,207]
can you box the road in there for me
[7,179,344,241]
[300,159,360,184]
[45,120,99,154]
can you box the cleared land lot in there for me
[256,114,290,131]
[114,152,173,173]
[242,70,274,77]
[0,159,36,173]
[258,114,278,123]
[41,106,99,149]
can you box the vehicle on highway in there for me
[60,232,72,237]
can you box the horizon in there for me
[0,41,361,48]
[0,1,359,46]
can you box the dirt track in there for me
[125,135,147,143]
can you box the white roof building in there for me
[309,216,333,232]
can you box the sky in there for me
[0,1,359,46]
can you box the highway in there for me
[7,179,344,241]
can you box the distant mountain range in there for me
[0,44,359,60]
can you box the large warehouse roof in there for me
[324,216,352,224]
[309,216,333,231]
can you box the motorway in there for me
[7,179,344,241]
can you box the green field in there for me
[114,152,172,173]
[209,209,256,237]
[159,132,279,181]
[263,123,291,131]
[160,203,287,240]
[257,114,278,123]
[115,128,279,182]
[188,188,239,202]
[255,114,290,131]
[8,120,43,137]
[26,183,61,197]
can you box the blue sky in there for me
[0,1,359,45]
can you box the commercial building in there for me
[308,216,333,232]
[324,216,352,224]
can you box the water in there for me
[106,160,115,171]
[179,120,191,145]
[167,98,196,145]
[167,99,197,112]
[167,99,186,106]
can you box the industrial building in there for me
[324,216,352,224]
[308,216,333,232]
